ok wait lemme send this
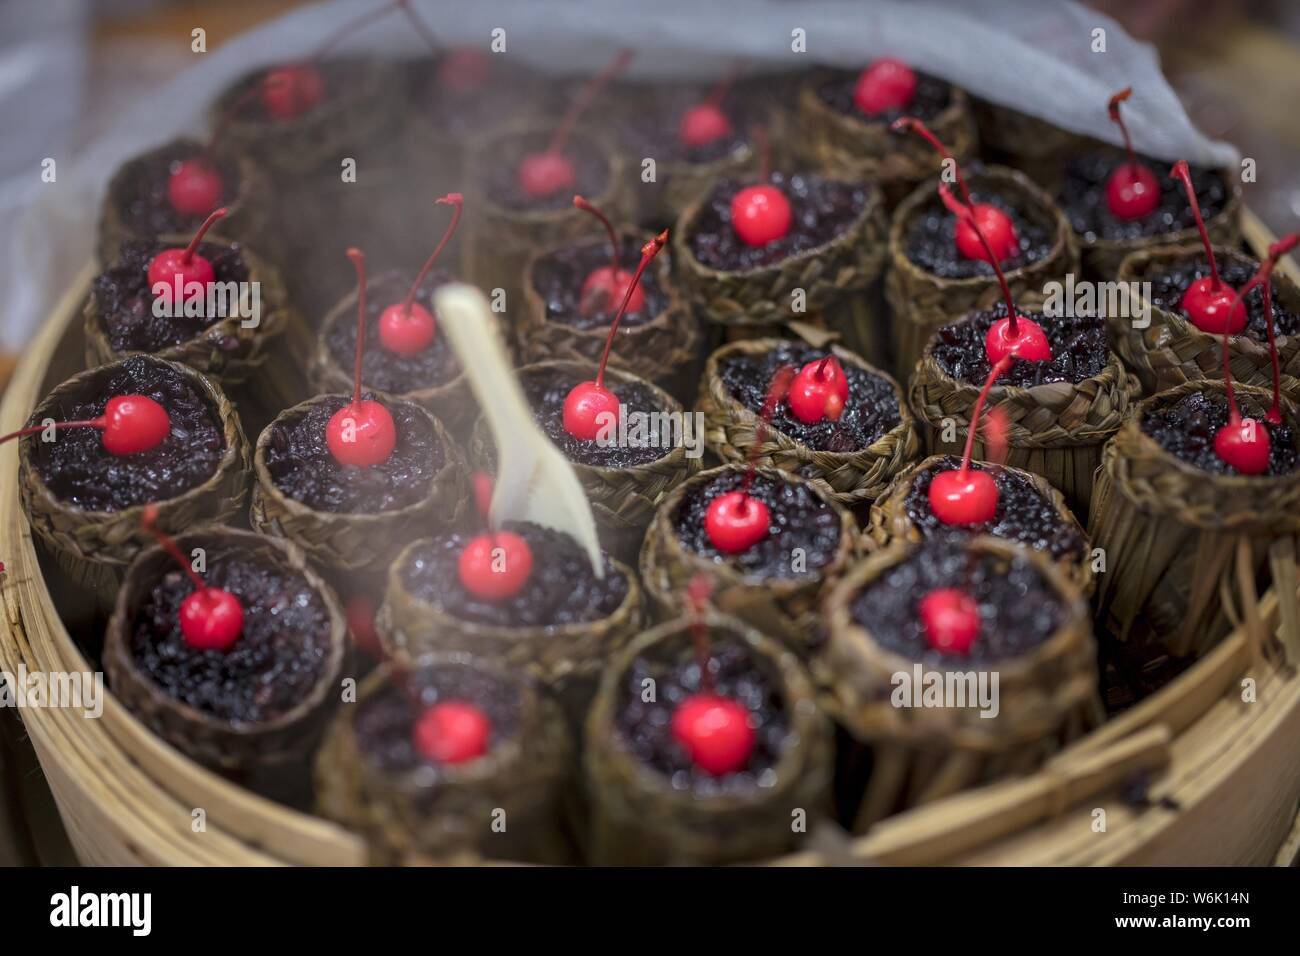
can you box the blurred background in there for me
[2,0,1299,865]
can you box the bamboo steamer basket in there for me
[3,234,1300,865]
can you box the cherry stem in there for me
[346,247,368,406]
[740,364,795,500]
[395,0,441,54]
[705,61,743,108]
[1221,233,1299,423]
[141,505,208,594]
[574,194,623,283]
[593,230,667,389]
[686,574,714,694]
[960,356,1015,478]
[752,124,772,182]
[1107,87,1140,175]
[892,117,974,207]
[1169,160,1221,290]
[314,0,404,60]
[938,185,1019,336]
[402,193,463,317]
[816,355,833,379]
[546,48,634,157]
[180,207,227,264]
[0,418,105,446]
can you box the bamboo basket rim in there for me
[3,236,1300,865]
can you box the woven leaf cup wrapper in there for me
[639,463,857,655]
[817,535,1100,831]
[310,272,478,434]
[18,356,250,595]
[516,229,701,393]
[866,454,1095,597]
[96,138,273,267]
[314,655,572,865]
[971,99,1085,191]
[672,172,889,331]
[212,58,402,176]
[1088,380,1300,656]
[464,120,631,326]
[103,527,347,771]
[83,234,297,389]
[467,360,704,556]
[377,537,644,730]
[885,166,1079,380]
[584,610,833,865]
[1115,243,1300,396]
[249,394,467,572]
[699,338,920,505]
[795,70,977,209]
[908,328,1135,520]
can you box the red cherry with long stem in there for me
[918,588,980,654]
[893,117,1018,264]
[0,394,171,457]
[146,207,226,307]
[518,48,634,199]
[140,504,242,652]
[929,355,1015,526]
[854,57,917,116]
[573,195,645,318]
[1170,160,1247,334]
[787,354,849,424]
[672,693,756,776]
[678,63,741,147]
[413,700,491,764]
[377,193,463,356]
[457,531,533,601]
[326,248,397,467]
[1253,234,1299,424]
[938,186,1051,364]
[729,125,792,247]
[562,230,668,441]
[1104,88,1160,221]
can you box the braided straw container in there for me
[1088,380,1300,658]
[83,236,297,389]
[818,535,1100,830]
[378,538,643,729]
[96,138,273,266]
[794,71,977,209]
[212,59,401,176]
[465,121,630,325]
[971,101,1084,193]
[866,454,1094,597]
[640,463,857,654]
[18,356,249,596]
[468,361,704,558]
[249,395,466,572]
[908,327,1134,519]
[885,167,1079,380]
[103,527,346,771]
[1115,243,1299,395]
[315,654,571,865]
[672,172,889,350]
[585,611,832,865]
[516,230,700,393]
[699,338,920,505]
[309,273,478,434]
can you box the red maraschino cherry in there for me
[167,158,223,218]
[0,394,171,456]
[938,186,1051,364]
[928,355,1015,525]
[326,248,397,467]
[729,126,792,247]
[787,354,849,424]
[562,230,668,441]
[672,693,755,776]
[457,532,534,601]
[678,64,740,147]
[573,195,645,318]
[518,48,633,200]
[436,47,491,96]
[1170,160,1247,335]
[1104,87,1160,221]
[146,207,226,307]
[413,700,491,764]
[141,504,243,652]
[893,117,1018,264]
[918,587,980,655]
[854,57,917,116]
[377,193,463,355]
